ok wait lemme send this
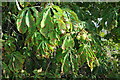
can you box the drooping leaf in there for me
[64,8,79,21]
[25,9,31,28]
[41,8,50,28]
[52,5,63,15]
[40,26,49,38]
[16,10,27,34]
[40,13,54,39]
[14,51,25,64]
[31,7,39,20]
[61,52,69,73]
[62,34,74,50]
[25,9,36,33]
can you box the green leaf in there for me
[57,19,66,30]
[9,43,16,51]
[25,9,36,33]
[31,7,39,20]
[62,34,74,50]
[8,58,14,72]
[41,8,50,28]
[61,52,69,73]
[7,51,25,72]
[40,26,49,38]
[78,45,84,54]
[25,9,31,28]
[48,32,56,39]
[2,62,8,70]
[16,10,27,34]
[14,51,25,64]
[40,14,54,38]
[86,57,94,72]
[64,8,79,21]
[52,5,63,14]
[36,7,50,30]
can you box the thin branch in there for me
[16,0,22,11]
[45,60,51,75]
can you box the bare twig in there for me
[45,60,51,74]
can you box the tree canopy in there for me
[2,2,120,79]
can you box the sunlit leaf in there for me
[41,8,50,28]
[16,10,27,34]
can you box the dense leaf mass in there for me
[2,2,120,79]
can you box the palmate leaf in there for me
[31,32,44,45]
[8,43,16,52]
[84,49,93,71]
[70,52,75,72]
[41,8,50,28]
[48,31,60,46]
[16,9,27,34]
[26,9,31,28]
[57,19,66,30]
[14,55,25,72]
[40,26,49,38]
[8,58,14,72]
[62,35,68,50]
[63,8,79,21]
[52,8,67,32]
[88,47,100,66]
[62,34,74,50]
[14,51,25,64]
[2,62,9,71]
[52,6,67,32]
[61,52,69,73]
[25,9,36,33]
[86,57,94,71]
[31,7,39,22]
[52,5,63,15]
[36,7,50,30]
[63,58,71,73]
[8,51,25,72]
[77,45,87,66]
[85,47,99,71]
[40,12,54,39]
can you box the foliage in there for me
[2,2,120,79]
